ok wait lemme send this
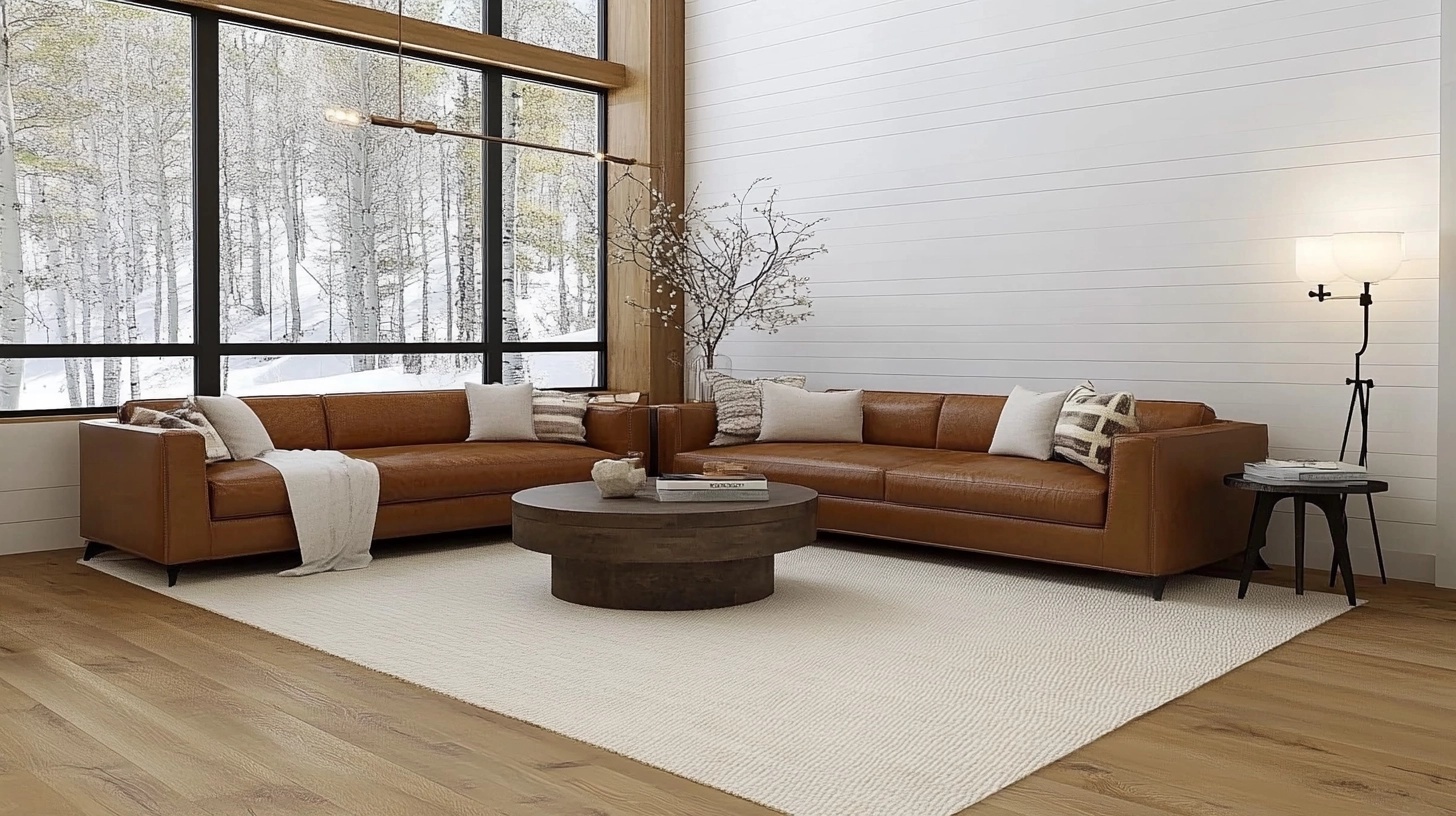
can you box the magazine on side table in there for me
[1242,459,1368,487]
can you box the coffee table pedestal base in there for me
[551,555,774,611]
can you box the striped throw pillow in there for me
[532,390,590,444]
[706,372,807,447]
[1052,382,1139,474]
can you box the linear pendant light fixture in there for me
[323,0,643,167]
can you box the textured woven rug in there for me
[87,537,1354,816]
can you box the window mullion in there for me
[193,12,222,396]
[484,67,504,384]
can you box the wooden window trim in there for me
[177,0,627,88]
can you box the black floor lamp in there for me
[1295,232,1404,584]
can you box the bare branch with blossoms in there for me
[608,173,825,366]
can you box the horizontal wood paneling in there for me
[0,488,80,526]
[686,0,1441,581]
[0,518,80,557]
[0,421,80,493]
[0,421,83,554]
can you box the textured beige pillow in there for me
[758,382,864,443]
[532,390,589,444]
[706,371,807,447]
[988,386,1071,460]
[465,382,538,442]
[193,395,276,461]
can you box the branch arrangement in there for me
[608,174,826,366]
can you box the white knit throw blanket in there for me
[257,449,380,577]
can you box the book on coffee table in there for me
[658,473,768,489]
[655,489,771,502]
[654,474,770,502]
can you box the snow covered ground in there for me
[12,333,598,410]
[13,236,599,409]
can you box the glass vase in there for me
[686,353,734,402]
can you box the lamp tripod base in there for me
[1338,375,1387,585]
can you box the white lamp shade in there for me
[323,106,368,127]
[1332,232,1403,283]
[1294,236,1340,284]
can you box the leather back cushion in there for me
[861,391,944,448]
[325,390,470,450]
[1136,399,1215,431]
[933,394,1215,450]
[936,395,1006,452]
[120,396,328,450]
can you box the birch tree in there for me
[0,1,26,408]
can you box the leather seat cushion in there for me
[885,452,1108,527]
[674,444,945,501]
[208,443,613,519]
[207,460,292,520]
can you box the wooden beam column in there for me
[171,0,626,87]
[606,0,685,403]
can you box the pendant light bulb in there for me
[323,106,368,128]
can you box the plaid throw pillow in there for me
[532,390,589,444]
[126,400,232,463]
[1052,382,1139,474]
[706,372,807,447]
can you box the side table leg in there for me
[1329,495,1346,588]
[1312,495,1357,607]
[1239,493,1279,600]
[1293,496,1306,595]
[1367,492,1387,585]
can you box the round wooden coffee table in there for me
[512,481,818,611]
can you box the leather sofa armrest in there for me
[653,403,719,473]
[1103,420,1269,576]
[79,419,213,566]
[583,404,650,457]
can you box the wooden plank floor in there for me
[1,548,1453,816]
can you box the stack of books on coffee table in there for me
[655,473,770,502]
[1243,459,1367,487]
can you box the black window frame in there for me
[1,0,608,418]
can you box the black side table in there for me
[1223,474,1388,607]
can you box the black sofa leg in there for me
[1149,576,1169,601]
[166,566,181,588]
[82,541,109,561]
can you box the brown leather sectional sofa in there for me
[656,390,1268,596]
[80,391,649,581]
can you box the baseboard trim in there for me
[1259,540,1434,584]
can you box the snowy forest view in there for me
[0,0,602,410]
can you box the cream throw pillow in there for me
[758,382,864,443]
[706,371,807,446]
[988,386,1072,460]
[465,382,538,442]
[193,395,276,461]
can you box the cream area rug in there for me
[87,538,1355,816]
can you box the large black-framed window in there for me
[0,0,606,416]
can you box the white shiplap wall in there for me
[686,0,1442,581]
[0,421,83,555]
